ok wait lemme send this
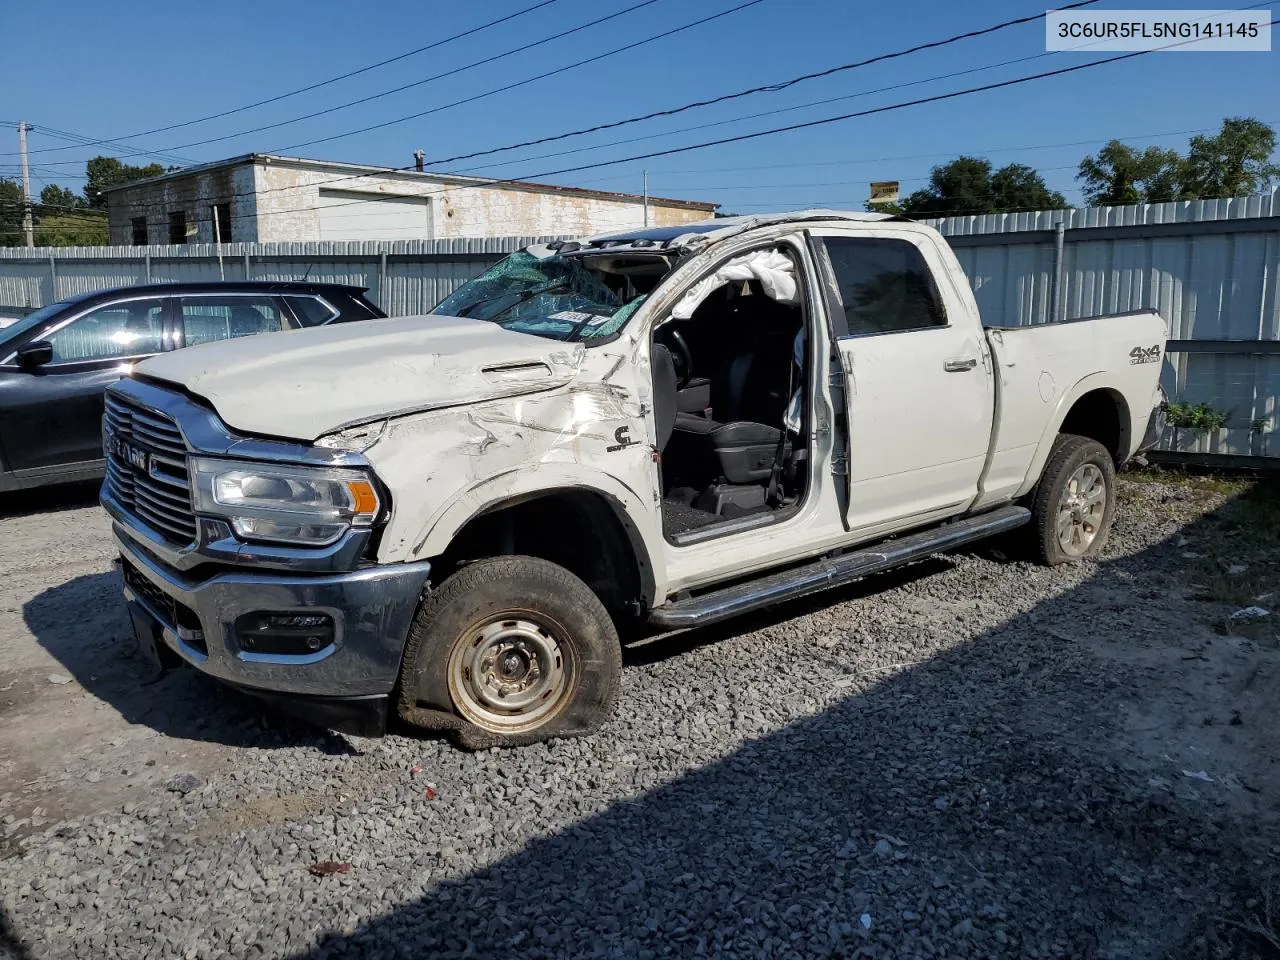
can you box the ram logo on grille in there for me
[103,394,198,546]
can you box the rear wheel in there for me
[1029,434,1116,565]
[395,556,621,749]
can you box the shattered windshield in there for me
[432,251,654,342]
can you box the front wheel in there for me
[1028,434,1116,565]
[395,556,621,749]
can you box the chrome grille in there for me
[103,394,198,545]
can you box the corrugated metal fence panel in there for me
[4,209,1280,458]
[0,237,562,315]
[928,192,1280,459]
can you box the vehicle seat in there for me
[650,344,677,453]
[672,344,789,484]
[228,305,270,338]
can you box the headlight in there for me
[190,458,381,546]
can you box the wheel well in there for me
[1058,389,1127,463]
[433,490,650,617]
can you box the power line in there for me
[268,0,769,154]
[452,0,1273,175]
[4,1,767,215]
[459,49,1062,175]
[4,0,566,158]
[27,18,1269,237]
[429,0,1102,170]
[607,123,1263,179]
[24,39,1213,236]
[500,27,1277,184]
[31,125,194,166]
[156,0,677,156]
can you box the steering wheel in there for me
[656,325,694,388]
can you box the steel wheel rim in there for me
[448,614,574,733]
[1056,462,1107,557]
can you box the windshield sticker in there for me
[548,311,598,324]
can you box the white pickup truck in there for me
[102,211,1166,747]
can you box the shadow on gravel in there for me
[21,571,355,754]
[623,558,954,667]
[0,480,100,520]
[0,905,33,960]
[287,497,1274,960]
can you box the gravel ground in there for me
[1,473,1278,959]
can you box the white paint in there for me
[133,212,1166,608]
[133,315,584,441]
[317,189,432,241]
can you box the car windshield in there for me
[431,251,657,342]
[0,300,73,344]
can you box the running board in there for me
[648,505,1030,629]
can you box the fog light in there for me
[235,612,335,657]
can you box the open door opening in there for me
[651,247,811,546]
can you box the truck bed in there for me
[978,309,1167,505]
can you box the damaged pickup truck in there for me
[102,210,1166,746]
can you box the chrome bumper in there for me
[115,527,431,698]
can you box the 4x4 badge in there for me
[1129,344,1161,365]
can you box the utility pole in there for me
[18,122,34,247]
[642,170,649,227]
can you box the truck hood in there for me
[134,314,585,441]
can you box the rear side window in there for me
[822,237,945,336]
[285,295,339,327]
[180,296,284,347]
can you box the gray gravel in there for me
[1,476,1278,959]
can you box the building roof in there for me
[103,153,719,211]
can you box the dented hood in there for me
[133,314,584,441]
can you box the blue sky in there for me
[2,0,1276,214]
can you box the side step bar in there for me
[648,505,1030,630]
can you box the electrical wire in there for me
[21,33,1235,237]
[432,0,1102,169]
[21,15,1270,237]
[3,0,566,158]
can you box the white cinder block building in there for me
[105,154,718,245]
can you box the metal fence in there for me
[2,194,1278,461]
[0,237,558,322]
[925,192,1280,462]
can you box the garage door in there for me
[317,189,432,241]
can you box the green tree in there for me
[889,156,1066,216]
[1077,140,1183,205]
[38,183,86,216]
[1180,117,1278,199]
[0,178,26,246]
[989,163,1067,211]
[84,156,168,208]
[34,213,109,246]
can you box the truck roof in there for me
[580,209,898,253]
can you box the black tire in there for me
[1028,433,1116,566]
[395,555,621,749]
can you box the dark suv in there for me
[0,281,385,493]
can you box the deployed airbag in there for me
[671,249,798,320]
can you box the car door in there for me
[0,296,167,474]
[175,294,287,348]
[810,230,993,533]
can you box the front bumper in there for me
[115,526,431,701]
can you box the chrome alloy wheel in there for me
[448,615,574,733]
[1056,462,1107,557]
